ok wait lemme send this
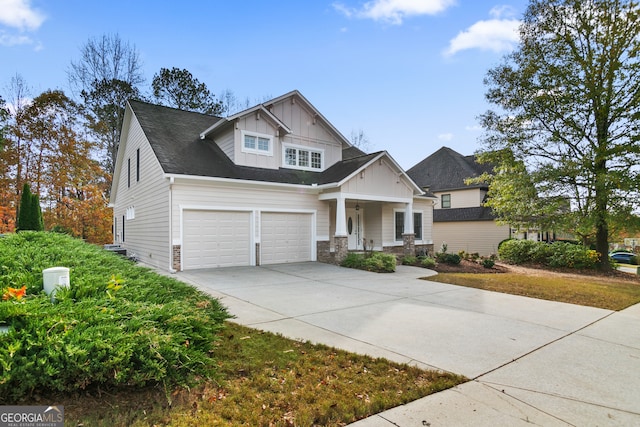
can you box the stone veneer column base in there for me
[172,245,181,271]
[334,236,348,264]
[255,243,261,266]
[402,234,415,257]
[317,241,332,264]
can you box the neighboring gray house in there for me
[408,146,510,256]
[109,90,435,271]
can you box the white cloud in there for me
[334,0,456,25]
[438,132,454,141]
[444,6,520,57]
[465,125,482,132]
[0,0,46,31]
[0,30,32,46]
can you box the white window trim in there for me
[394,209,424,242]
[282,143,324,171]
[241,130,274,156]
[126,206,135,220]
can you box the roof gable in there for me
[118,99,384,187]
[407,146,493,192]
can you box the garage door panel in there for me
[261,213,312,265]
[183,210,251,269]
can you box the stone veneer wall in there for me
[172,245,181,271]
[402,234,415,257]
[317,241,333,264]
[334,236,348,264]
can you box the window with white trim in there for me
[283,144,323,171]
[441,194,451,208]
[241,131,273,155]
[126,206,135,220]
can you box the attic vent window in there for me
[241,131,273,156]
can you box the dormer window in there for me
[242,131,273,156]
[283,144,323,171]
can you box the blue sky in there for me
[0,0,528,169]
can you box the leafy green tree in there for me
[479,0,640,270]
[152,67,223,115]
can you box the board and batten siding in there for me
[113,115,170,269]
[214,128,235,162]
[433,221,510,256]
[341,158,415,200]
[233,99,343,171]
[434,188,484,209]
[171,180,330,245]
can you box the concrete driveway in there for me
[176,262,640,426]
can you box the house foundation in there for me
[172,245,181,271]
[334,236,348,264]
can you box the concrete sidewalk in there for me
[175,262,640,426]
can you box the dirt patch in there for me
[431,259,508,274]
[433,259,640,284]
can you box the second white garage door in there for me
[183,210,251,269]
[261,212,312,265]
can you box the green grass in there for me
[427,270,640,310]
[1,232,465,425]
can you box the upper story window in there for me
[283,144,323,171]
[242,131,273,156]
[441,194,451,208]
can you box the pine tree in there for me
[17,183,43,231]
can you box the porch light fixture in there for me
[355,203,360,211]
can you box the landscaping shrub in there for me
[402,256,417,265]
[421,257,436,268]
[340,252,396,273]
[0,232,230,402]
[498,239,599,269]
[435,252,461,265]
[498,239,545,264]
[481,259,495,268]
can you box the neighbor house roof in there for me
[407,146,493,192]
[433,207,496,222]
[128,100,381,186]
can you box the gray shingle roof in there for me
[407,146,493,192]
[433,206,496,222]
[129,100,377,186]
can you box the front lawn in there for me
[427,263,640,310]
[0,232,465,425]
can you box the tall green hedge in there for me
[16,183,43,232]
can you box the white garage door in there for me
[261,213,312,265]
[183,210,251,269]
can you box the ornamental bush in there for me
[0,232,230,402]
[498,239,599,269]
[341,252,396,273]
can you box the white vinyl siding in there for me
[183,210,252,269]
[435,189,484,209]
[433,221,510,256]
[112,115,170,269]
[261,213,312,264]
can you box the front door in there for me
[346,208,364,250]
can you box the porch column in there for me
[402,201,415,256]
[334,196,348,263]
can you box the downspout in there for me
[168,176,176,273]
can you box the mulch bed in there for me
[432,259,640,283]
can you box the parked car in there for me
[609,252,638,265]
